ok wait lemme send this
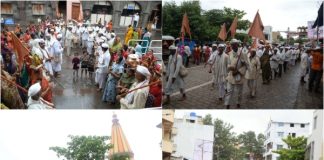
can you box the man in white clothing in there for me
[224,39,247,109]
[51,34,64,78]
[164,45,186,104]
[118,65,150,109]
[270,48,280,79]
[87,27,95,54]
[245,49,260,98]
[133,13,140,28]
[65,25,73,56]
[206,44,229,101]
[300,49,310,83]
[81,26,89,49]
[96,43,111,91]
[27,82,53,109]
[38,40,54,76]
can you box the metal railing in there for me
[128,39,149,53]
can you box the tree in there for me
[163,2,251,43]
[213,118,238,160]
[203,114,213,125]
[238,131,265,160]
[49,135,112,160]
[273,135,307,160]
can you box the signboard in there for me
[307,21,323,39]
[4,18,14,25]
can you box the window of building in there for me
[290,123,294,127]
[190,120,195,123]
[1,3,13,14]
[120,2,141,26]
[277,145,283,150]
[291,133,296,137]
[278,122,284,127]
[313,116,317,130]
[301,124,305,128]
[277,132,284,137]
[32,4,45,15]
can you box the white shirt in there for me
[97,50,111,73]
[134,14,139,21]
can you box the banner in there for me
[10,32,30,70]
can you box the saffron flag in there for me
[181,13,191,42]
[229,16,238,38]
[10,32,30,70]
[218,23,227,41]
[248,11,265,41]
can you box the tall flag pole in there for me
[229,16,238,38]
[181,13,191,43]
[248,10,265,48]
[218,23,227,41]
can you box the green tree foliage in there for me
[49,135,112,160]
[238,131,265,160]
[213,118,238,160]
[203,114,213,125]
[273,135,307,160]
[163,1,251,43]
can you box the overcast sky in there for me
[164,0,322,32]
[0,110,161,160]
[175,110,317,135]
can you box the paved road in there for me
[52,29,161,109]
[164,62,323,109]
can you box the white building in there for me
[263,119,310,160]
[171,112,214,160]
[306,110,323,160]
[236,25,273,43]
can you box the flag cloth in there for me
[248,11,265,41]
[10,32,30,70]
[229,16,238,38]
[312,2,323,28]
[218,23,227,41]
[181,13,191,42]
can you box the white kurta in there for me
[245,55,261,80]
[65,30,73,56]
[96,50,111,89]
[270,53,280,69]
[120,80,149,109]
[52,40,63,72]
[300,52,308,76]
[208,51,229,85]
[165,54,185,95]
[40,48,54,76]
[27,97,52,109]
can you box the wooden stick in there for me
[126,80,160,94]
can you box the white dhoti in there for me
[87,42,93,54]
[164,75,185,95]
[44,61,53,76]
[247,79,257,96]
[98,73,107,89]
[224,82,243,106]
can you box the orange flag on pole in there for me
[248,11,265,41]
[181,13,191,42]
[229,16,238,38]
[218,23,227,41]
[10,32,30,70]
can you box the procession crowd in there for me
[164,39,323,108]
[1,16,162,109]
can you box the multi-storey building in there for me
[171,112,214,160]
[305,110,323,160]
[264,119,310,160]
[163,110,175,160]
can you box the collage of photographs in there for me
[0,0,323,160]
